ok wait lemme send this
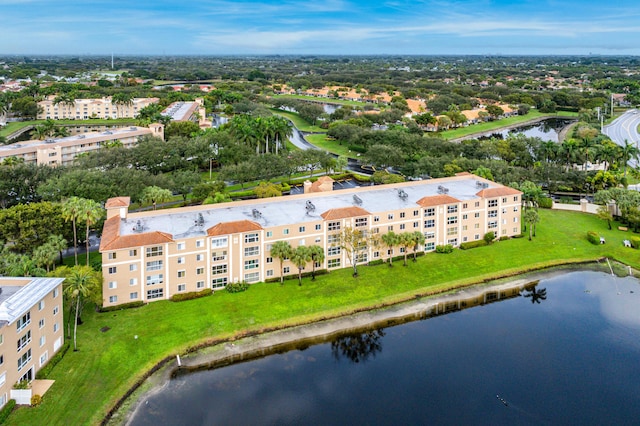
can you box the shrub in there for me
[100,301,144,313]
[170,289,212,302]
[225,281,249,293]
[0,400,16,424]
[31,394,42,407]
[36,341,70,379]
[586,231,600,245]
[460,240,488,250]
[13,380,29,390]
[499,236,510,241]
[512,233,525,239]
[630,236,640,249]
[483,232,495,244]
[538,197,553,209]
[435,244,454,254]
[347,144,366,153]
[367,259,384,266]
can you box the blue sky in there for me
[2,0,640,55]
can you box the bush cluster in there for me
[31,394,42,407]
[586,231,600,245]
[225,281,250,293]
[100,301,144,312]
[483,231,495,244]
[538,197,553,209]
[0,399,16,424]
[264,269,329,283]
[435,244,454,254]
[36,341,70,379]
[460,240,488,250]
[630,236,640,249]
[170,288,212,302]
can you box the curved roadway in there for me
[603,109,640,151]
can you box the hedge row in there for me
[435,244,454,254]
[587,231,600,245]
[36,341,71,379]
[460,240,489,250]
[538,197,553,209]
[0,400,16,424]
[630,236,640,249]
[264,269,329,283]
[225,282,249,293]
[100,301,145,312]
[170,289,213,302]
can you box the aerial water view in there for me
[1,1,640,425]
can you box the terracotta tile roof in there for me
[416,194,461,207]
[321,206,370,220]
[476,187,522,198]
[207,220,263,236]
[105,197,131,209]
[99,216,174,251]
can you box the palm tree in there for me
[411,231,425,262]
[290,246,312,286]
[561,138,580,172]
[32,243,58,273]
[398,232,414,266]
[53,126,70,138]
[61,196,83,266]
[111,93,134,118]
[47,234,68,266]
[270,241,292,285]
[78,199,103,266]
[381,232,399,266]
[141,186,173,210]
[596,205,613,230]
[619,140,640,178]
[523,209,540,241]
[6,255,46,277]
[308,245,325,280]
[271,116,292,155]
[61,265,102,351]
[522,285,547,304]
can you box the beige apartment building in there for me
[0,277,65,408]
[162,98,209,127]
[100,174,522,308]
[37,97,159,120]
[0,124,164,166]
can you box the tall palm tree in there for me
[561,139,580,172]
[398,232,414,266]
[271,116,293,155]
[142,186,173,210]
[61,265,102,351]
[290,245,312,286]
[308,245,325,280]
[47,234,68,266]
[7,255,46,277]
[411,231,425,262]
[270,241,292,285]
[61,196,83,266]
[32,243,58,273]
[111,93,134,118]
[524,209,540,241]
[619,140,640,178]
[381,232,399,266]
[78,199,103,266]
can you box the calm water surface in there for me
[477,118,575,142]
[130,271,640,425]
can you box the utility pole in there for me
[111,53,114,70]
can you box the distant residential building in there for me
[0,277,65,408]
[0,124,164,166]
[162,98,208,127]
[37,96,159,120]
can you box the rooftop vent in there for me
[353,194,363,205]
[45,139,55,144]
[77,134,86,139]
[476,181,489,189]
[129,126,137,131]
[437,185,449,195]
[195,213,204,227]
[305,200,316,213]
[397,189,408,200]
[252,208,262,219]
[133,220,143,233]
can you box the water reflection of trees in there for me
[331,329,385,363]
[522,283,547,304]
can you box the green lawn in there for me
[7,209,640,425]
[438,111,579,140]
[0,119,137,138]
[272,94,368,107]
[269,109,325,133]
[305,133,356,158]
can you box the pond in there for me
[128,270,640,425]
[476,118,575,142]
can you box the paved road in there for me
[603,109,640,167]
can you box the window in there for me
[514,196,519,202]
[53,306,59,316]
[413,221,419,228]
[108,252,117,260]
[447,238,458,246]
[474,212,480,218]
[475,201,480,207]
[177,270,186,278]
[212,251,227,262]
[130,292,138,300]
[514,227,519,233]
[388,214,394,220]
[502,197,508,203]
[39,318,45,329]
[212,277,227,288]
[266,270,274,277]
[283,267,290,274]
[129,264,137,272]
[355,217,368,227]
[475,223,480,229]
[475,234,480,240]
[108,266,117,274]
[462,214,468,220]
[40,351,48,367]
[266,257,273,264]
[514,206,519,212]
[211,237,228,248]
[488,210,498,218]
[424,219,435,228]
[177,242,185,250]
[399,224,406,230]
[399,247,405,253]
[513,217,519,223]
[129,249,138,256]
[400,212,405,218]
[266,231,273,237]
[424,208,435,217]
[328,247,341,256]
[488,199,498,207]
[212,264,228,275]
[299,239,306,246]
[53,322,59,333]
[197,267,205,275]
[413,210,419,216]
[447,205,458,213]
[447,227,458,236]
[388,225,394,231]
[196,254,204,262]
[196,281,205,289]
[374,216,380,222]
[447,216,458,225]
[195,239,204,248]
[245,272,260,283]
[244,233,259,243]
[177,256,185,265]
[425,242,435,251]
[146,246,163,257]
[283,228,289,235]
[328,259,341,268]
[315,224,322,230]
[38,300,44,311]
[356,253,368,263]
[146,260,163,271]
[108,281,117,289]
[16,312,30,332]
[488,221,498,229]
[53,288,59,298]
[147,289,164,300]
[244,246,260,257]
[244,259,259,270]
[146,274,164,285]
[328,221,341,231]
[299,226,306,232]
[130,278,137,286]
[17,330,31,352]
[462,225,468,231]
[178,284,186,292]
[463,203,468,209]
[327,234,339,244]
[17,349,31,371]
[502,208,507,214]
[424,232,435,240]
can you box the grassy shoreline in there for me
[0,119,137,138]
[7,209,640,425]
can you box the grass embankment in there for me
[8,209,640,426]
[305,134,356,158]
[269,109,325,133]
[0,119,137,138]
[438,111,579,140]
[271,94,368,108]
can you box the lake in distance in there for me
[129,271,640,426]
